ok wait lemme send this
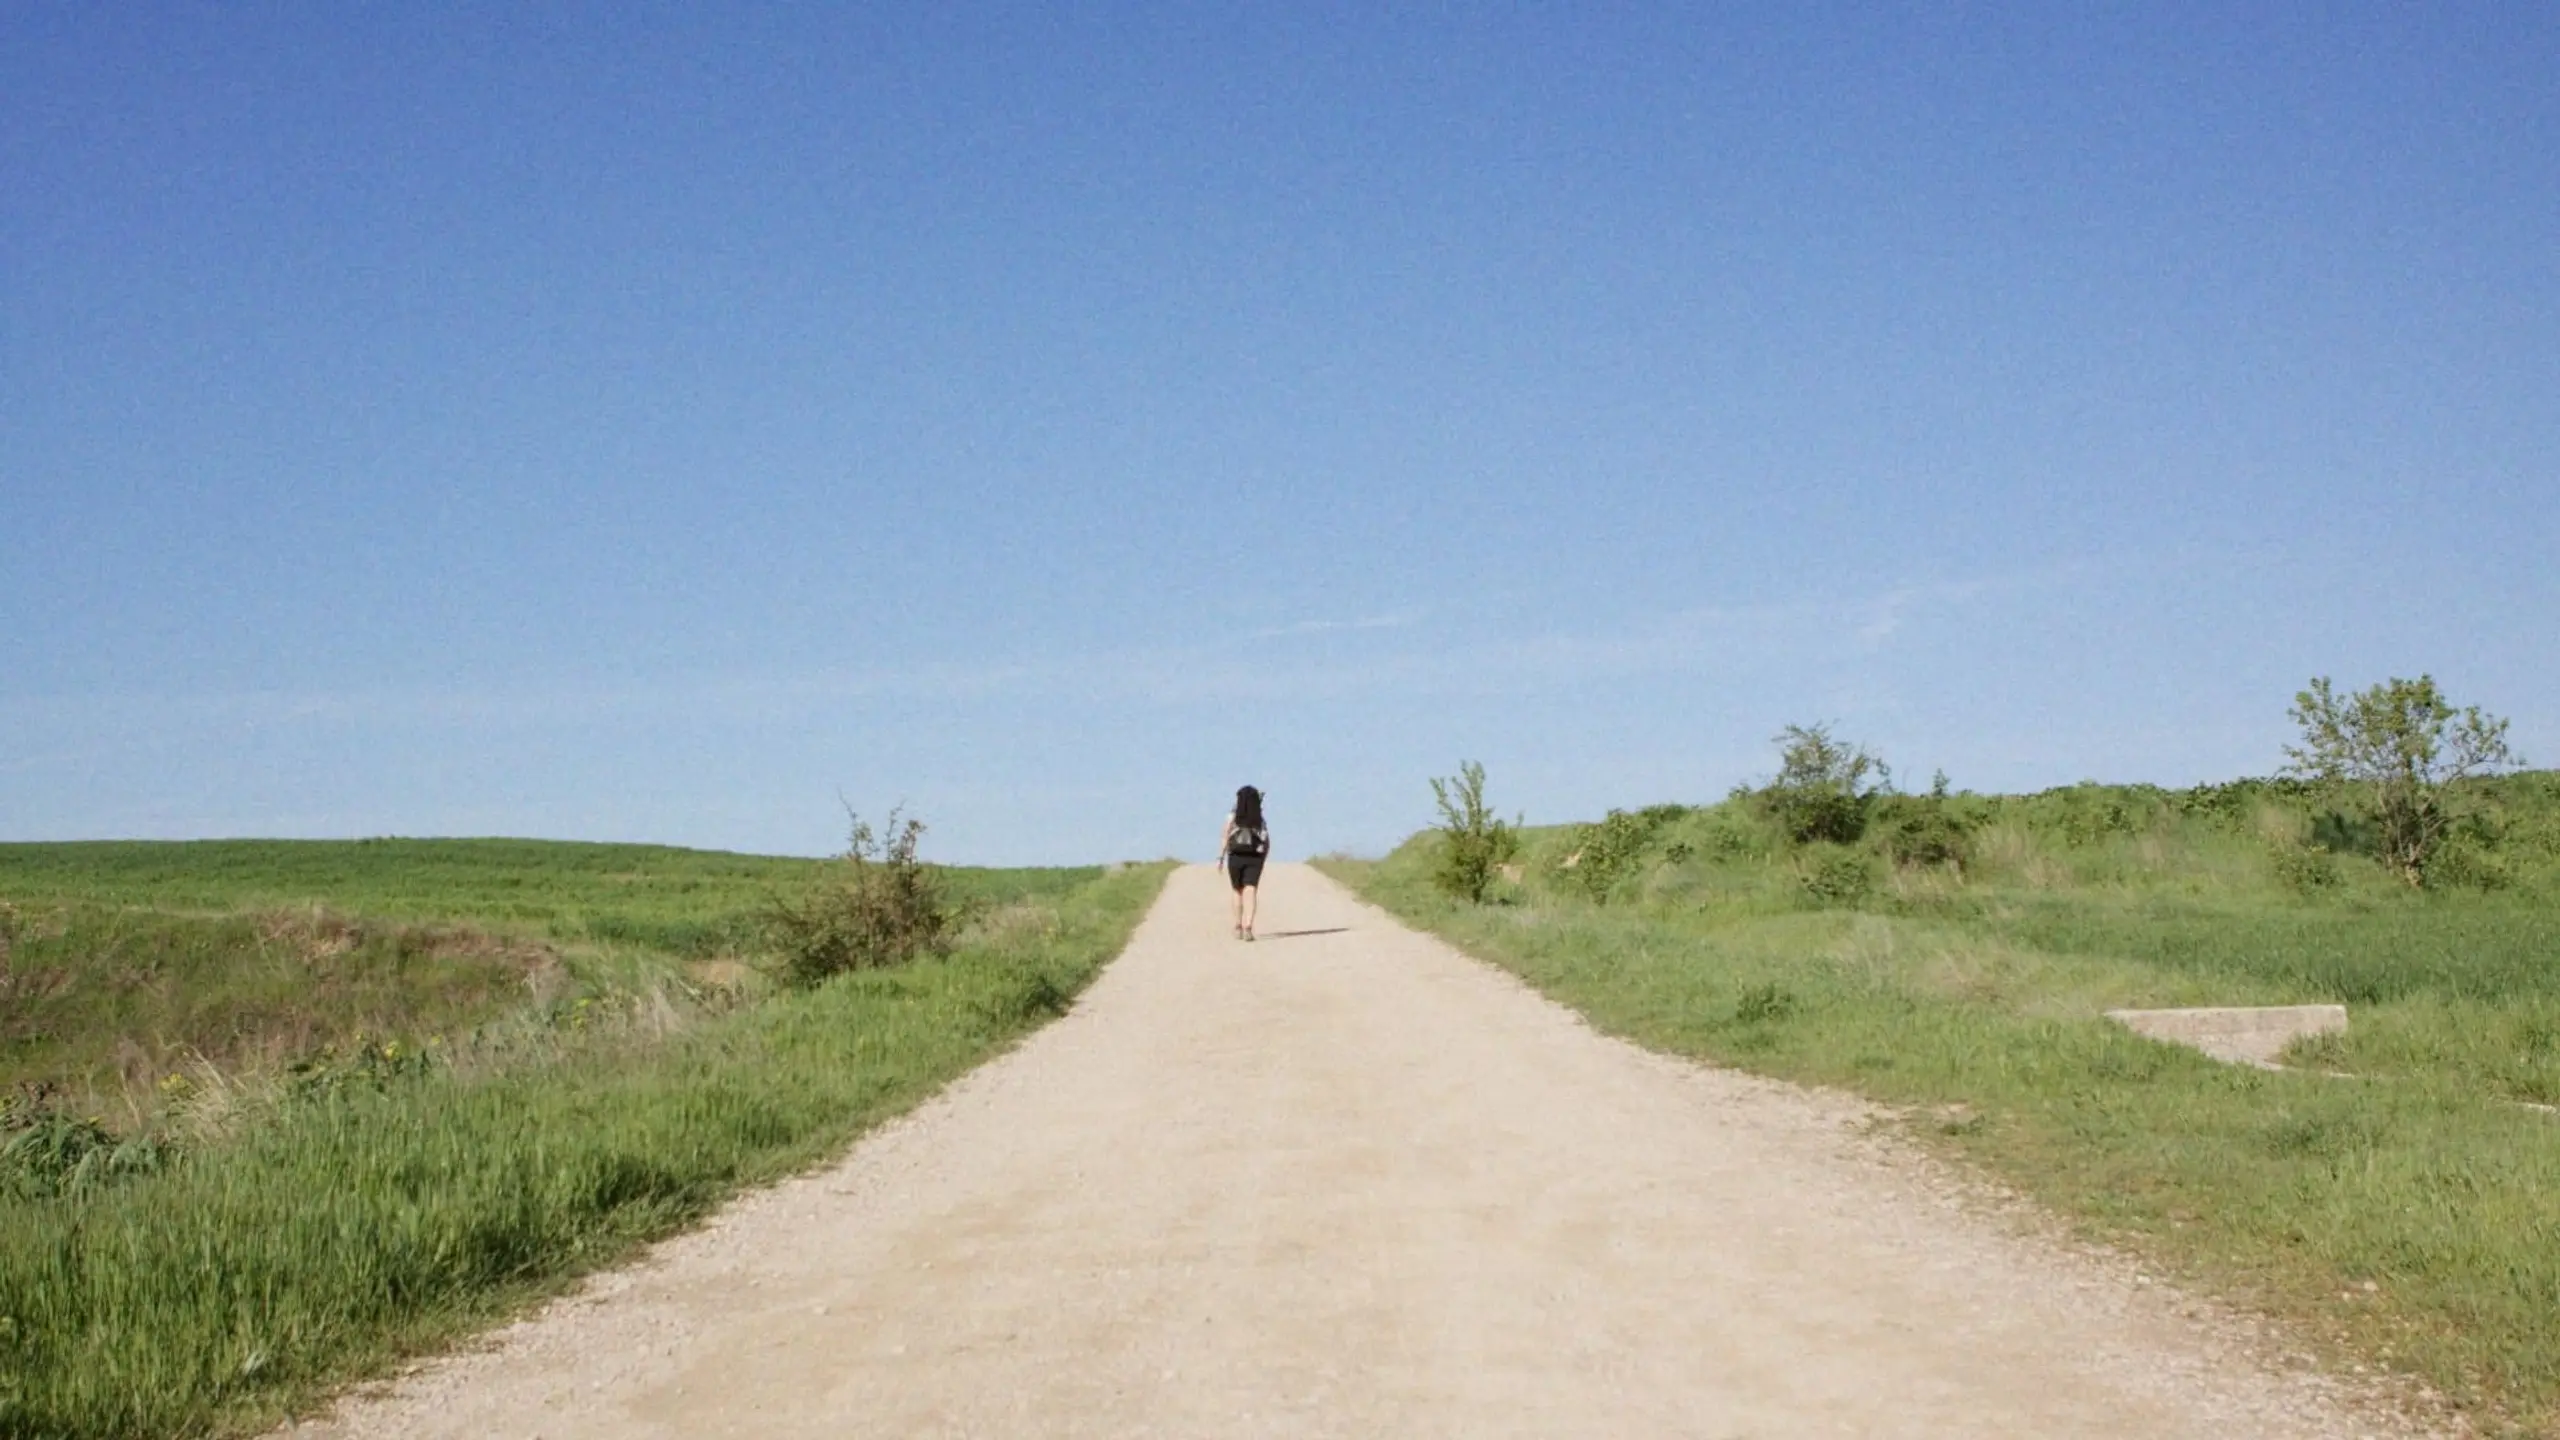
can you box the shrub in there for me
[2042,783,2168,846]
[1429,762,1520,904]
[1757,724,1890,845]
[2309,806,2373,857]
[2425,835,2514,892]
[2285,675,2520,886]
[1565,808,1672,903]
[765,809,954,988]
[2267,841,2343,895]
[2177,775,2319,828]
[1694,808,1776,861]
[1797,844,1875,905]
[1872,792,1972,869]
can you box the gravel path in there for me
[292,863,2430,1438]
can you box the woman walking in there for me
[1218,785,1269,940]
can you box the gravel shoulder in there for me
[289,863,2438,1438]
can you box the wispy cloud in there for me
[2,556,2139,741]
[1856,591,1909,647]
[1244,613,1420,641]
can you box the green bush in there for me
[2424,835,2513,892]
[2175,775,2319,828]
[1871,792,1972,869]
[1564,808,1672,903]
[1796,844,1874,905]
[2040,783,2168,845]
[1695,808,1776,861]
[765,810,955,988]
[2286,674,2520,886]
[2267,841,2343,895]
[1429,761,1520,904]
[1755,724,1890,845]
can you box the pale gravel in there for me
[285,863,2449,1439]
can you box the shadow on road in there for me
[1260,928,1351,940]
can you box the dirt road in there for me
[297,863,2422,1438]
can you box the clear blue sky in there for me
[5,4,2554,864]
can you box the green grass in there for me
[0,840,1106,1113]
[1322,777,2560,1435]
[0,838,1097,957]
[0,842,1167,1439]
[0,906,558,1115]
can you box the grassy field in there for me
[0,839,1100,1114]
[0,839,1166,1440]
[1322,773,2560,1436]
[0,836,1093,956]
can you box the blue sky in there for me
[4,4,2554,864]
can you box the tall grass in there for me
[0,862,1167,1440]
[0,838,1099,956]
[0,840,1106,1112]
[1,906,563,1112]
[1323,776,2560,1434]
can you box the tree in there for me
[1758,723,1891,845]
[1429,760,1520,903]
[2283,675,2519,886]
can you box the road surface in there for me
[295,863,2422,1438]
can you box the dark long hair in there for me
[1233,785,1264,829]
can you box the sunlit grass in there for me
[0,840,1106,1113]
[0,846,1166,1439]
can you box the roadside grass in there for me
[0,838,1097,958]
[0,838,819,930]
[0,840,1105,1117]
[0,906,566,1120]
[0,858,1167,1439]
[0,840,1160,1435]
[1321,780,2560,1435]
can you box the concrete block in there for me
[2104,1005,2348,1067]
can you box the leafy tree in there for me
[1429,761,1520,903]
[2283,676,2519,886]
[1758,723,1891,845]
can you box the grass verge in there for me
[0,861,1168,1439]
[0,838,1101,960]
[1320,833,2560,1437]
[0,840,1106,1114]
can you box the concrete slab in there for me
[2104,1005,2349,1067]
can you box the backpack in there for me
[1229,822,1268,858]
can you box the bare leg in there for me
[1239,883,1258,939]
[1230,881,1243,936]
